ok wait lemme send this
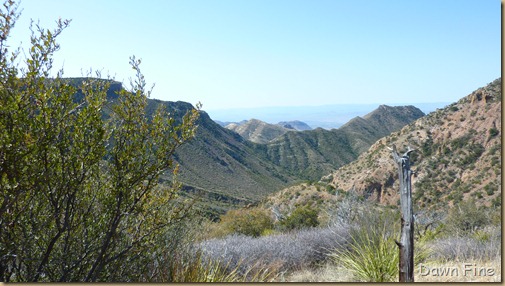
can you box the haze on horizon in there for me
[8,0,500,111]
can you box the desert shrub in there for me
[444,199,489,235]
[198,224,350,276]
[488,127,499,138]
[217,207,274,238]
[278,205,319,231]
[162,249,277,282]
[427,230,501,262]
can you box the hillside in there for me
[325,78,501,210]
[339,105,425,154]
[225,119,294,144]
[161,108,297,202]
[260,105,425,180]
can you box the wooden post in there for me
[390,145,415,282]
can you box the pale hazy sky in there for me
[7,0,501,110]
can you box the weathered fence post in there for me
[390,145,415,282]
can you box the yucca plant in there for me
[329,206,433,282]
[329,221,399,282]
[328,207,403,282]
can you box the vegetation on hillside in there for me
[328,78,501,210]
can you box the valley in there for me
[164,102,424,217]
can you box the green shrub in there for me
[488,127,499,138]
[218,208,274,237]
[278,205,319,231]
[0,1,200,281]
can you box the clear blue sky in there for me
[7,0,501,110]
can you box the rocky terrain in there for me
[323,78,501,209]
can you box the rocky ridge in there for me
[324,78,501,209]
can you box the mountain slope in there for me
[162,109,297,201]
[325,78,501,210]
[339,105,425,154]
[260,105,425,180]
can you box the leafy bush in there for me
[278,205,319,231]
[217,207,274,237]
[0,1,199,281]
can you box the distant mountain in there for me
[223,119,313,144]
[161,103,424,203]
[324,78,501,210]
[215,120,246,128]
[339,105,426,154]
[207,103,449,130]
[277,120,313,131]
[257,105,425,180]
[225,119,293,144]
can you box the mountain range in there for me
[160,102,424,210]
[223,119,304,144]
[207,102,449,130]
[68,77,494,218]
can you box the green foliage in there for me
[217,207,274,238]
[488,127,499,138]
[0,1,199,281]
[278,205,319,231]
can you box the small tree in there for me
[0,0,199,281]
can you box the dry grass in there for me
[278,262,353,282]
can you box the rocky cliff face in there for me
[326,78,501,209]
